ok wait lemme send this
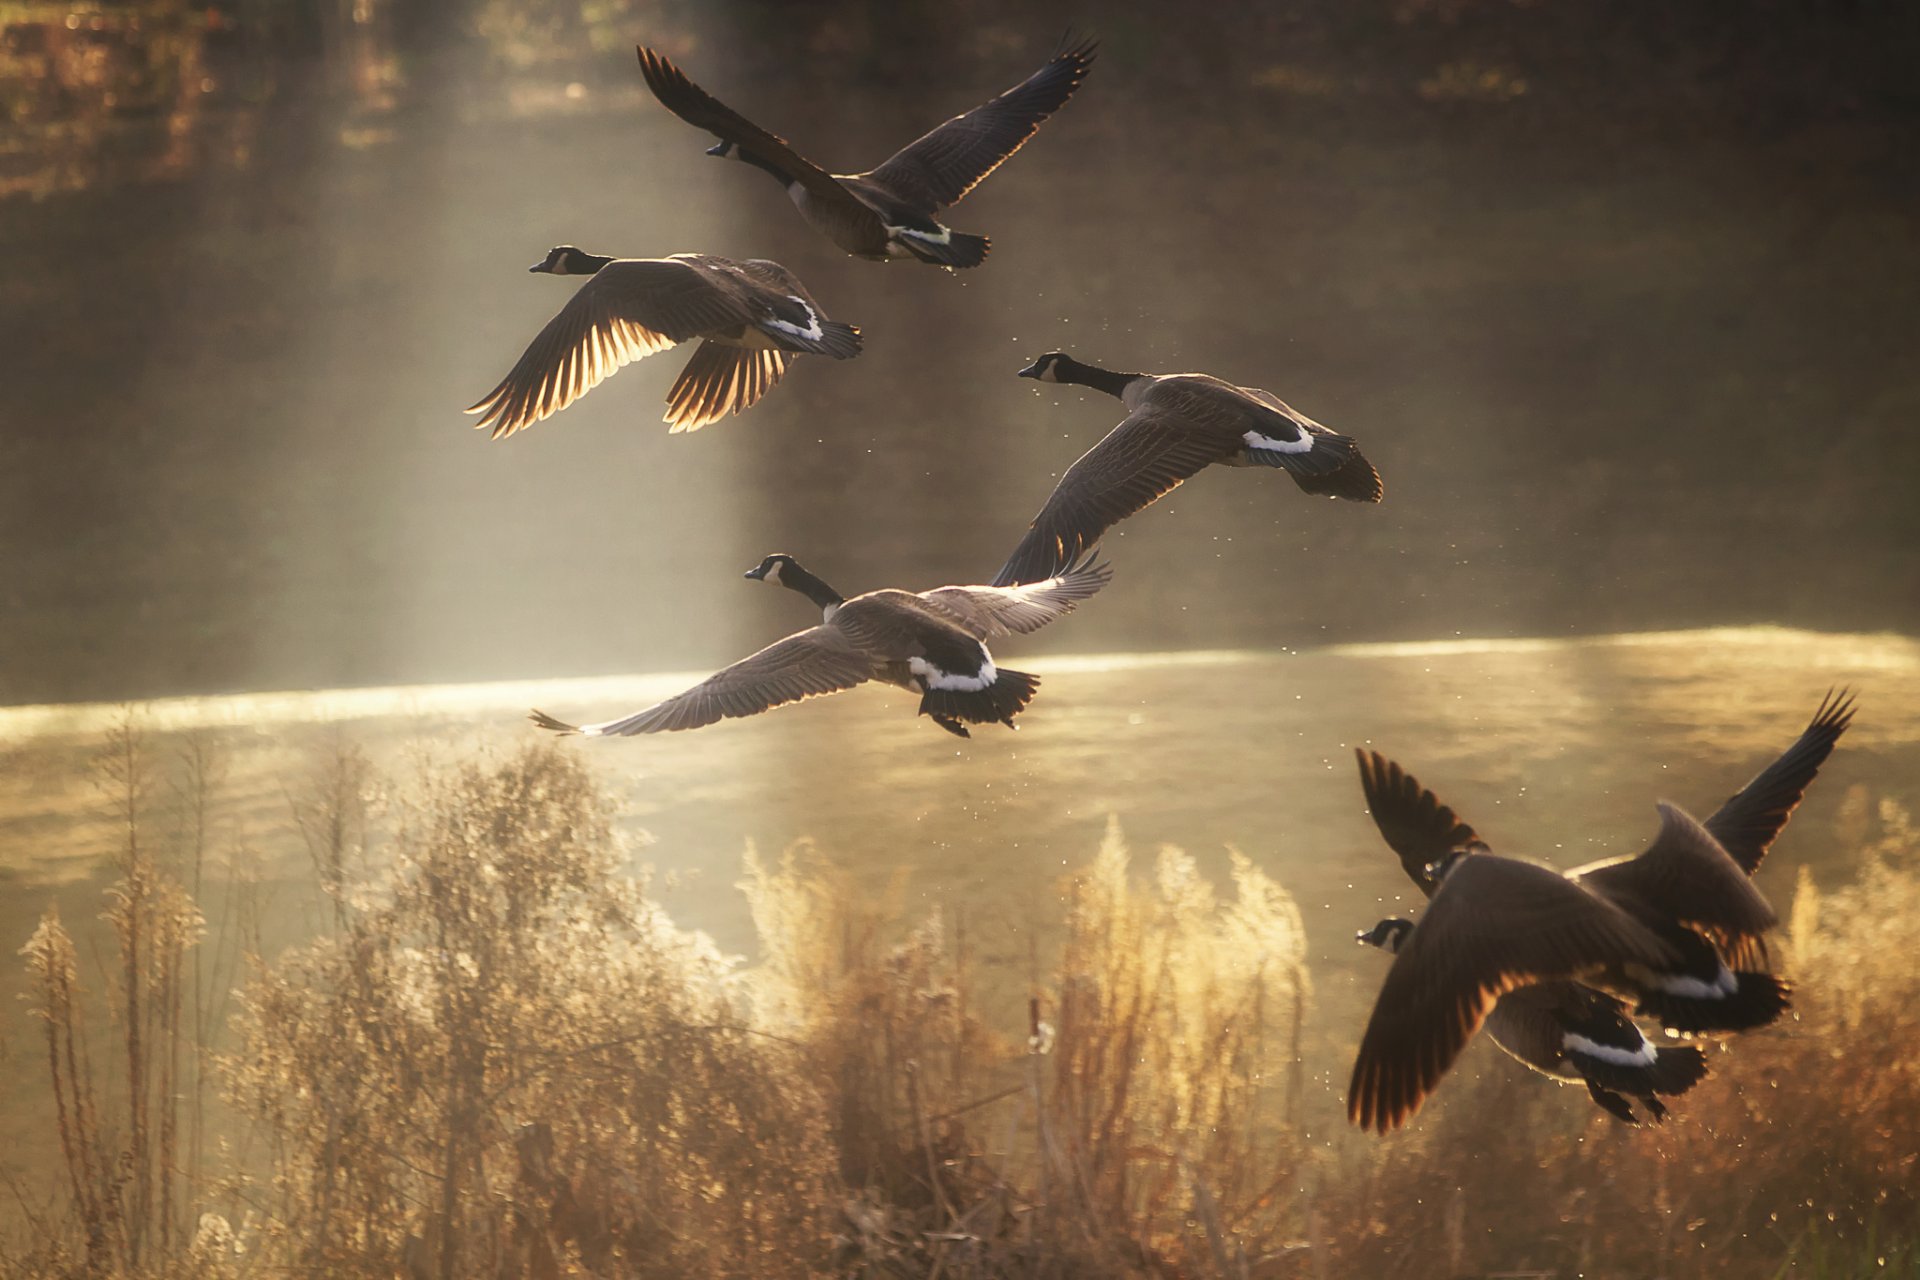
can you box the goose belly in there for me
[791,185,888,258]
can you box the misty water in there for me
[4,2,1920,1269]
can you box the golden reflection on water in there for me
[3,627,1913,926]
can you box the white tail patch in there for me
[1564,1032,1658,1068]
[1628,961,1738,1000]
[890,223,953,246]
[1243,427,1313,454]
[910,655,995,692]
[764,298,824,343]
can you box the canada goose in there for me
[1357,920,1707,1127]
[1362,761,1789,1040]
[467,248,861,439]
[634,40,1095,269]
[528,552,1111,739]
[1354,752,1707,1128]
[994,353,1381,586]
[1345,842,1683,1134]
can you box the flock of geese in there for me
[465,38,1856,1134]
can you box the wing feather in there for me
[991,406,1242,587]
[918,552,1113,637]
[531,627,871,736]
[866,40,1096,210]
[468,259,753,439]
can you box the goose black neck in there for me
[1053,356,1140,400]
[779,563,845,610]
[737,147,796,186]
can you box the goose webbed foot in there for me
[931,716,970,739]
[1586,1080,1641,1126]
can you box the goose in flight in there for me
[635,40,1096,268]
[468,247,860,439]
[530,552,1111,739]
[994,352,1380,586]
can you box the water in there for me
[3,7,1918,706]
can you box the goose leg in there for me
[930,716,971,739]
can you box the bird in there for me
[467,247,861,439]
[1356,747,1795,1040]
[1345,840,1684,1134]
[993,352,1381,586]
[634,40,1096,269]
[1356,918,1707,1127]
[1354,751,1707,1128]
[528,552,1111,740]
[1345,693,1852,1134]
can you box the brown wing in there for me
[663,345,791,433]
[529,627,871,736]
[917,552,1112,638]
[1355,750,1483,898]
[1573,803,1779,948]
[467,258,753,439]
[990,405,1243,587]
[1705,689,1855,875]
[635,46,883,237]
[864,40,1096,210]
[1348,856,1679,1133]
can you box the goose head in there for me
[745,554,846,612]
[1357,918,1415,955]
[745,553,798,585]
[1017,352,1072,383]
[529,245,613,276]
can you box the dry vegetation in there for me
[3,731,1917,1279]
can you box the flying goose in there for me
[1345,842,1683,1134]
[994,352,1382,586]
[467,248,861,439]
[634,40,1096,269]
[528,552,1111,739]
[1354,752,1707,1128]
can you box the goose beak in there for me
[1016,358,1045,379]
[706,140,733,158]
[528,262,549,273]
[743,565,768,581]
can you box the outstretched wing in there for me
[919,552,1112,637]
[1704,689,1855,874]
[467,258,752,439]
[1573,804,1779,950]
[865,39,1096,210]
[529,627,871,735]
[1355,750,1483,897]
[991,405,1242,587]
[1348,857,1678,1133]
[636,46,883,236]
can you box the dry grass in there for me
[5,733,1917,1279]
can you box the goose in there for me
[1358,757,1789,1042]
[1345,838,1684,1134]
[528,552,1111,739]
[467,248,861,439]
[634,40,1095,269]
[1354,752,1707,1128]
[993,352,1381,586]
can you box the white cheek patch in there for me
[1564,1032,1658,1068]
[909,655,995,691]
[764,298,824,343]
[1243,427,1313,454]
[890,223,953,246]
